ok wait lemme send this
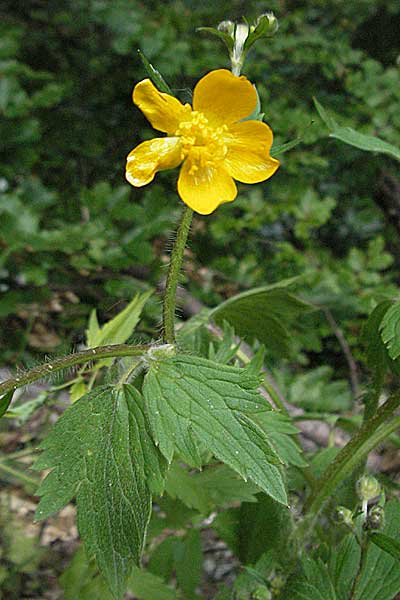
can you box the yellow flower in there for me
[126,69,280,215]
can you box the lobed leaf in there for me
[143,355,287,506]
[34,384,166,599]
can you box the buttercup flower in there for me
[126,69,279,215]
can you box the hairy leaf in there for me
[34,384,166,599]
[143,355,287,505]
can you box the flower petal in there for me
[126,137,182,187]
[224,121,280,183]
[177,155,237,215]
[193,69,257,126]
[133,79,190,134]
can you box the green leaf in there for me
[287,366,351,412]
[314,98,400,162]
[137,50,172,95]
[86,290,152,347]
[353,500,400,600]
[196,27,234,51]
[34,384,166,599]
[380,300,400,360]
[282,558,337,600]
[165,462,260,514]
[362,301,394,383]
[0,390,14,419]
[254,412,307,468]
[129,566,178,600]
[143,355,287,506]
[369,532,400,562]
[175,529,202,599]
[60,546,113,600]
[209,281,312,356]
[238,493,292,565]
[5,391,47,423]
[271,137,303,156]
[329,533,360,600]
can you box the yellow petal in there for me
[133,79,190,134]
[224,121,280,183]
[177,155,237,215]
[193,69,257,126]
[126,137,182,187]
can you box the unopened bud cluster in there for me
[200,12,279,76]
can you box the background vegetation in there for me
[1,0,399,598]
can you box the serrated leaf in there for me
[86,290,152,348]
[209,283,312,356]
[34,384,166,599]
[0,390,14,419]
[314,98,400,162]
[254,411,307,467]
[380,300,400,360]
[143,355,287,506]
[369,532,400,562]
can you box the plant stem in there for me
[162,206,193,344]
[0,343,152,398]
[0,462,39,487]
[305,392,400,517]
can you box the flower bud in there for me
[217,20,235,36]
[366,505,385,530]
[357,476,381,502]
[255,12,279,36]
[334,506,353,527]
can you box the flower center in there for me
[175,110,228,174]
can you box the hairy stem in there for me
[162,206,193,344]
[0,343,152,398]
[305,392,400,516]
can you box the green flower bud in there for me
[357,475,381,502]
[366,505,385,531]
[254,12,279,36]
[334,506,353,527]
[217,20,235,36]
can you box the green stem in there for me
[305,392,400,516]
[0,343,152,398]
[350,535,369,600]
[162,206,193,344]
[0,462,39,487]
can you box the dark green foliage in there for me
[34,385,166,599]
